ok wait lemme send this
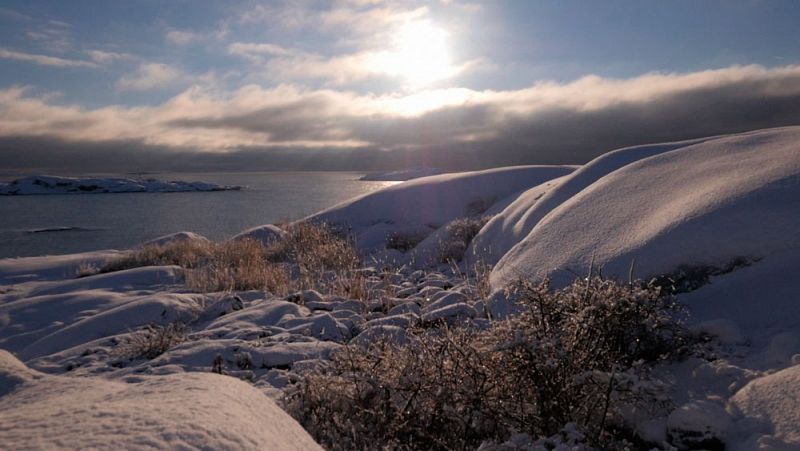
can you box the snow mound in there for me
[492,126,800,289]
[468,137,714,267]
[731,364,800,447]
[229,224,286,245]
[140,231,210,248]
[0,175,240,195]
[0,250,121,285]
[467,175,569,265]
[309,166,575,250]
[359,167,444,181]
[0,351,321,450]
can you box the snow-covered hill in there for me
[491,127,800,288]
[308,165,575,251]
[0,175,241,195]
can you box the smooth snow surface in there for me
[0,175,240,195]
[359,167,444,181]
[730,364,800,448]
[0,351,321,450]
[492,127,800,288]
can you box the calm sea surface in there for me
[0,172,395,258]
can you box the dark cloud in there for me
[1,66,800,173]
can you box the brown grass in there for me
[100,222,365,296]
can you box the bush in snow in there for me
[438,216,491,263]
[385,230,428,252]
[285,277,690,450]
[114,322,189,361]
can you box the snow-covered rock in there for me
[0,175,241,195]
[730,364,800,449]
[229,224,286,246]
[492,126,800,289]
[308,166,575,250]
[0,351,321,450]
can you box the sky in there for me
[1,0,800,173]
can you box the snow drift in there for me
[0,350,321,450]
[492,127,800,289]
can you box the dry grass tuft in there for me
[114,322,189,361]
[99,222,364,296]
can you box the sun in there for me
[381,20,454,86]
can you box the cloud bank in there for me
[2,64,800,172]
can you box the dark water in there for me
[0,172,395,258]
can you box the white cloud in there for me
[2,65,800,158]
[228,42,290,62]
[0,48,97,68]
[86,50,134,64]
[165,30,200,45]
[116,63,183,91]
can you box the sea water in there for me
[0,172,396,258]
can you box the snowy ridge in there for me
[359,167,445,181]
[0,175,241,195]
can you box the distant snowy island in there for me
[0,175,241,195]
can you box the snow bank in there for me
[682,251,800,367]
[0,250,121,285]
[0,351,321,450]
[359,167,444,181]
[0,175,240,195]
[492,126,800,289]
[309,166,575,250]
[730,364,800,448]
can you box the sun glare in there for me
[382,20,454,86]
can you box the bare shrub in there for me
[438,216,491,263]
[385,230,428,252]
[285,277,690,450]
[114,322,188,361]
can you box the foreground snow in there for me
[1,126,799,448]
[0,175,241,195]
[0,351,321,450]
